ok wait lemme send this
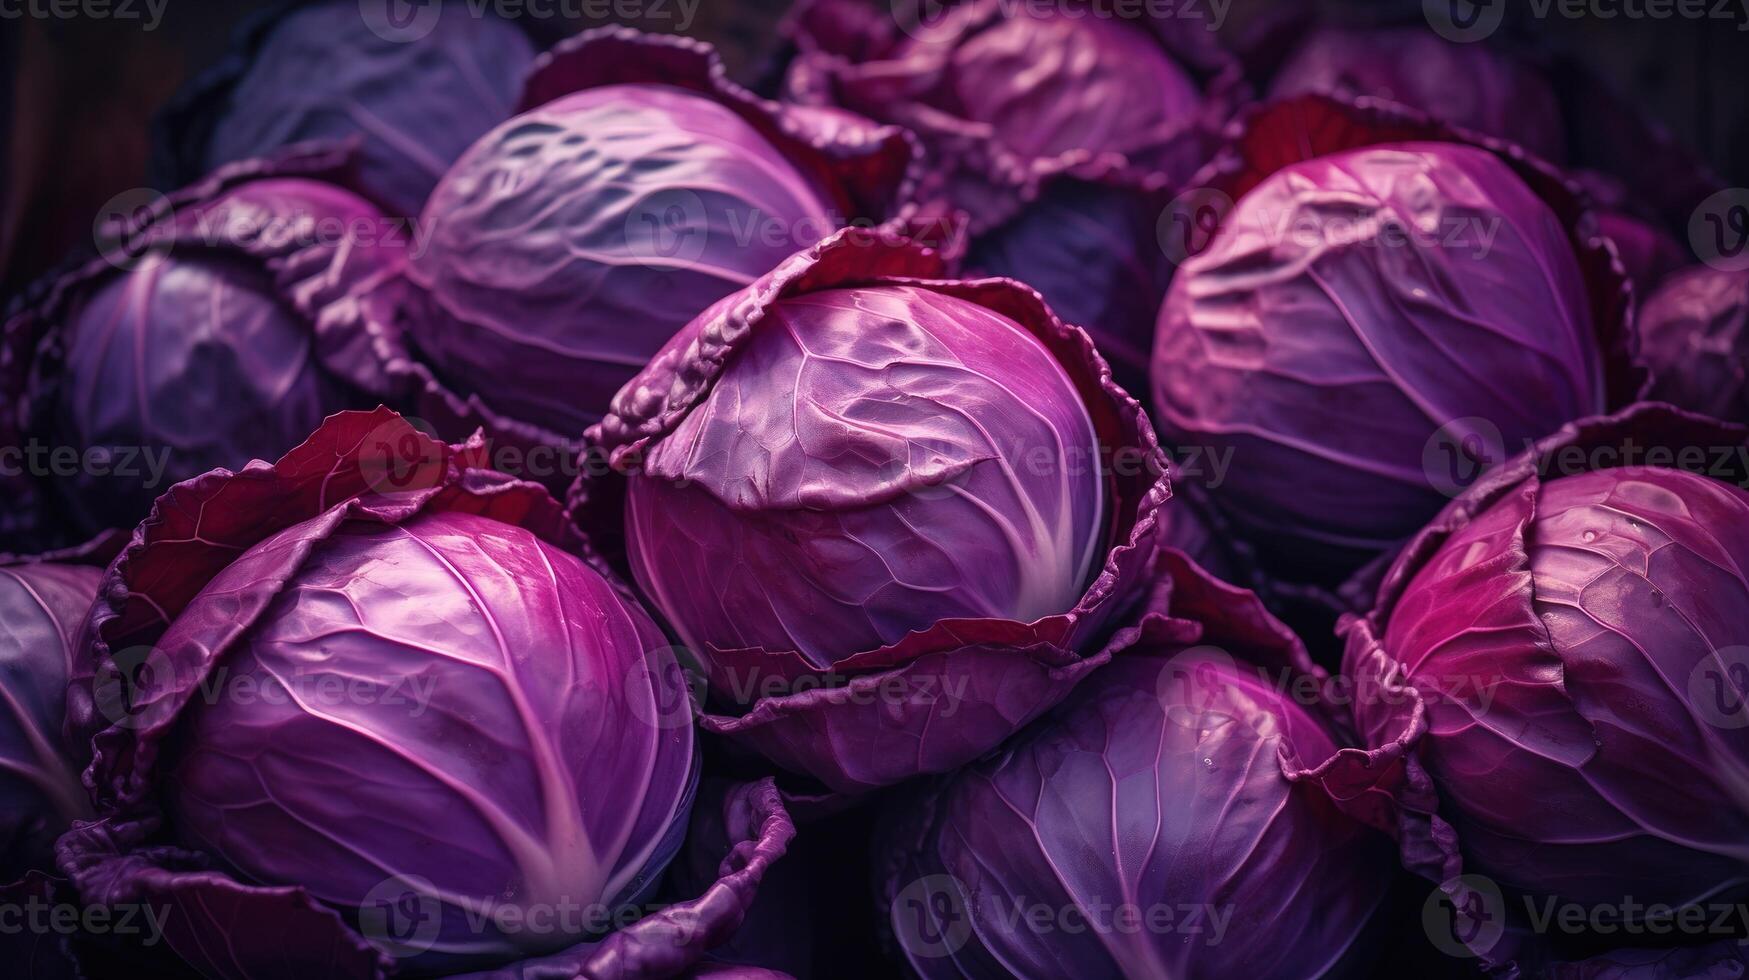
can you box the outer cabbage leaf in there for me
[1595,210,1687,299]
[1307,403,1749,973]
[56,408,792,980]
[0,559,101,877]
[1639,265,1748,423]
[353,28,917,480]
[781,0,1237,398]
[876,551,1392,978]
[151,0,536,217]
[2,143,404,547]
[572,227,1172,794]
[1150,95,1637,588]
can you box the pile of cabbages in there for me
[4,1,1748,977]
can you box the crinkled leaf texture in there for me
[1267,25,1566,164]
[150,0,536,217]
[1639,265,1748,424]
[781,0,1237,397]
[1150,94,1638,588]
[2,142,404,547]
[352,27,918,480]
[0,550,105,878]
[876,549,1392,978]
[55,408,792,980]
[1306,403,1749,973]
[572,227,1171,795]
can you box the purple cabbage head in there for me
[1,560,100,877]
[1639,265,1748,422]
[6,151,403,542]
[624,283,1104,665]
[1268,26,1565,163]
[782,0,1234,400]
[155,0,535,216]
[1153,140,1606,582]
[385,28,915,453]
[575,229,1172,794]
[1324,405,1749,969]
[59,410,792,979]
[878,553,1391,978]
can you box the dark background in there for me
[3,0,1748,302]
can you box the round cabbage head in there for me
[894,4,1200,162]
[1269,26,1565,163]
[58,410,794,979]
[1639,265,1748,422]
[10,165,398,541]
[880,628,1390,977]
[161,508,694,970]
[1152,141,1605,582]
[168,0,535,216]
[1,561,100,877]
[624,284,1105,668]
[578,229,1172,794]
[408,82,837,440]
[1379,462,1749,911]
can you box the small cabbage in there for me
[59,410,792,980]
[1153,141,1606,581]
[7,154,402,542]
[782,0,1232,400]
[156,0,535,215]
[890,4,1201,162]
[1639,265,1747,422]
[1269,26,1565,162]
[578,229,1172,794]
[1327,405,1749,968]
[879,555,1390,978]
[0,561,100,877]
[625,285,1104,665]
[385,29,915,452]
